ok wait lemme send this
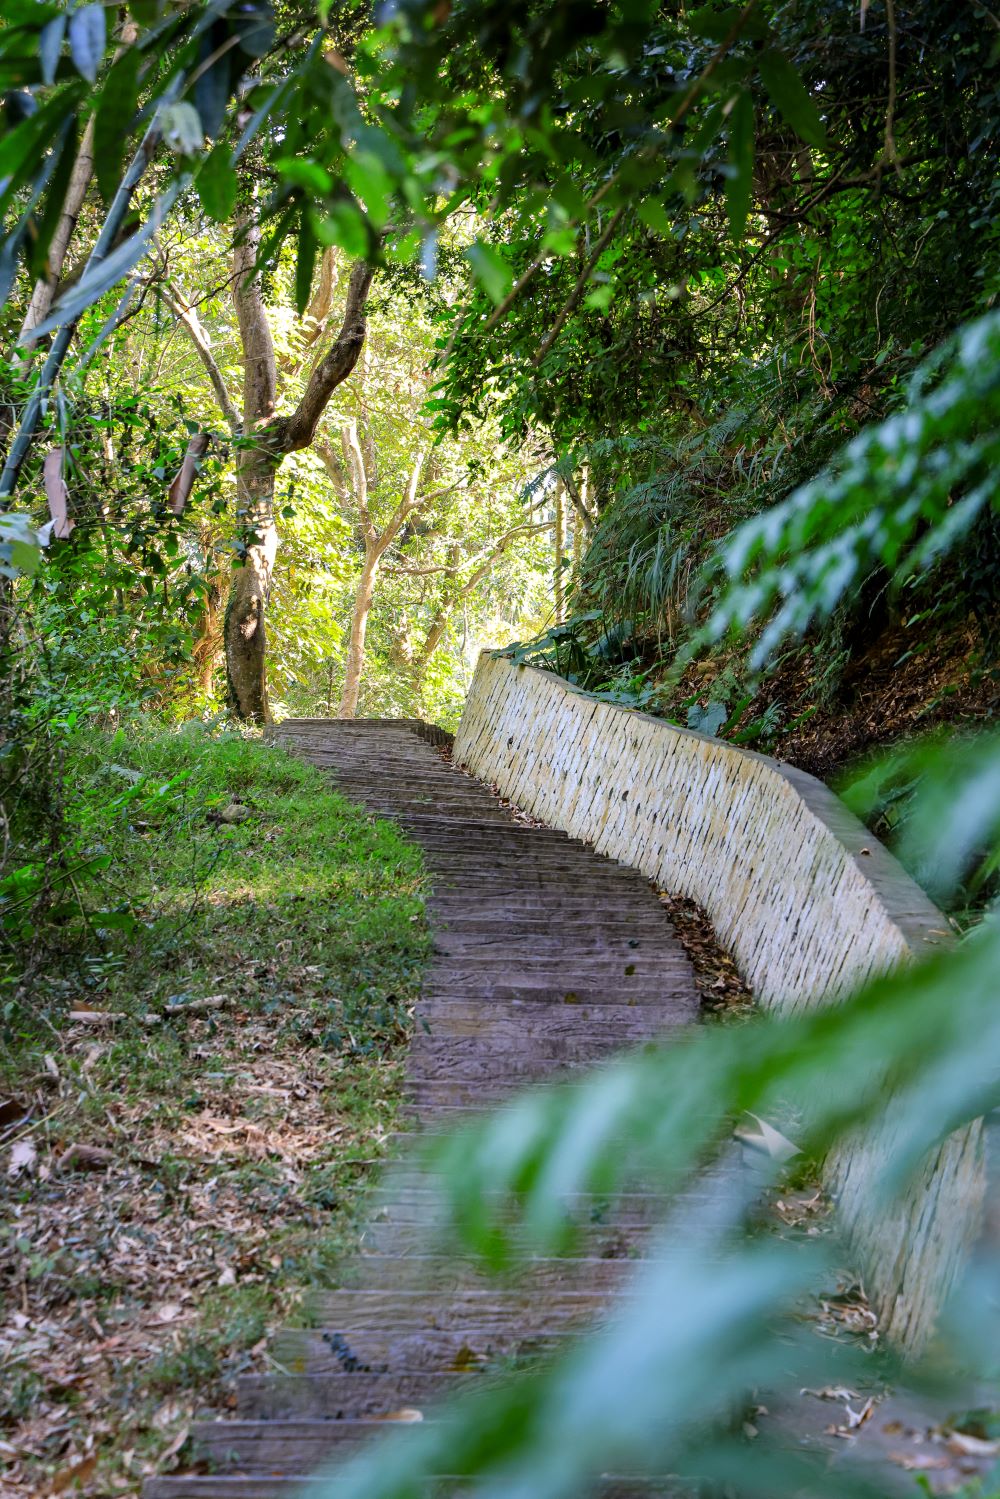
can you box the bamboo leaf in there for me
[726,87,754,240]
[68,3,106,83]
[38,14,66,86]
[94,45,140,202]
[196,141,238,221]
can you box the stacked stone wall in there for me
[454,653,984,1347]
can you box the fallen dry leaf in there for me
[8,1137,37,1180]
[735,1112,800,1162]
[888,1452,950,1472]
[58,1144,115,1173]
[155,1423,191,1470]
[152,1304,184,1325]
[946,1431,1000,1458]
[844,1397,875,1430]
[0,1097,27,1129]
[51,1453,97,1492]
[163,995,229,1016]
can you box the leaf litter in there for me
[1,998,408,1495]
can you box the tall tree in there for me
[168,227,375,721]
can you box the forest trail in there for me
[146,717,702,1496]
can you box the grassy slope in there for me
[0,727,428,1495]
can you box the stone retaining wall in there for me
[454,652,984,1348]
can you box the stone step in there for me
[430,933,672,957]
[430,909,671,928]
[148,1475,686,1498]
[412,1002,685,1038]
[188,1419,415,1471]
[339,1254,640,1295]
[426,887,669,907]
[419,980,695,1008]
[235,1368,476,1419]
[402,1048,636,1083]
[362,1189,669,1228]
[271,1322,569,1375]
[149,718,709,1499]
[428,960,686,985]
[297,1285,615,1330]
[357,1218,651,1259]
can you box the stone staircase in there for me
[147,718,702,1497]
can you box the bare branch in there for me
[168,431,211,516]
[560,467,595,526]
[385,521,550,577]
[341,418,374,543]
[160,281,242,435]
[302,248,339,346]
[314,437,349,500]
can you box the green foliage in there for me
[1,722,427,1042]
[700,311,1000,670]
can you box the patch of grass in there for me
[0,722,429,1494]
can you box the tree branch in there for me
[341,417,374,543]
[281,260,376,453]
[385,521,550,576]
[161,280,242,434]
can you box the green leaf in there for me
[584,284,614,312]
[757,48,827,149]
[467,240,513,305]
[38,14,65,86]
[94,45,140,202]
[194,24,231,140]
[68,3,106,83]
[274,155,333,195]
[726,87,754,241]
[197,142,238,221]
[235,1,274,58]
[27,180,183,340]
[159,101,204,157]
[128,0,161,22]
[315,200,369,260]
[637,198,673,238]
[0,514,43,578]
[28,117,78,278]
[687,3,768,42]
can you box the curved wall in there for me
[454,652,984,1348]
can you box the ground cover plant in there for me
[0,729,427,1493]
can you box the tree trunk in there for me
[554,479,566,623]
[220,230,374,720]
[225,448,279,721]
[225,222,279,723]
[338,548,379,718]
